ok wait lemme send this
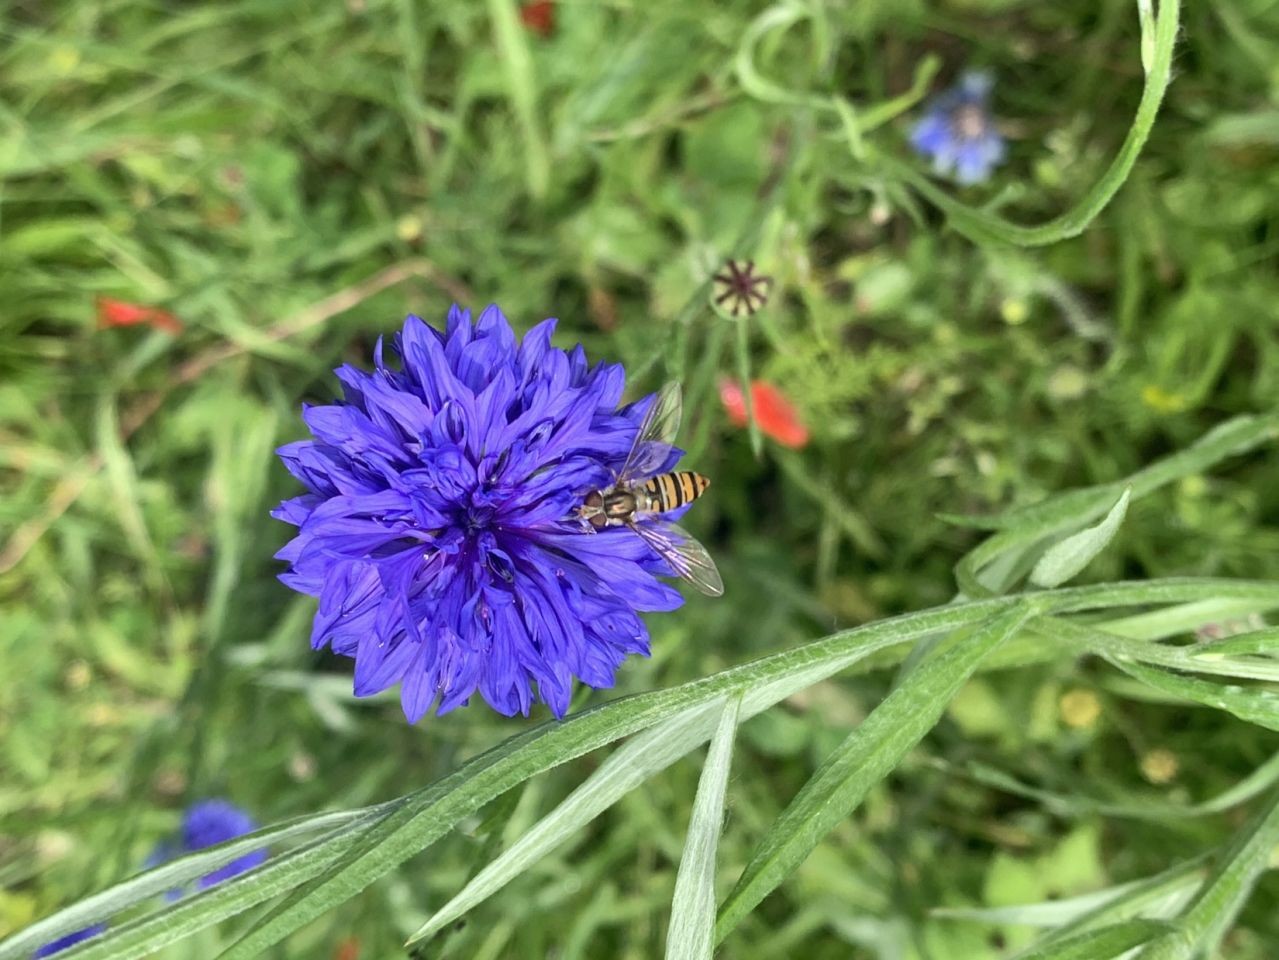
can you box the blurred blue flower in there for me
[910,71,1006,184]
[149,799,266,892]
[272,305,685,721]
[33,924,106,958]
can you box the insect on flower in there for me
[910,71,1006,185]
[713,259,773,317]
[577,382,723,597]
[272,306,722,721]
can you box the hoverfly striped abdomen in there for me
[572,383,723,596]
[639,471,710,515]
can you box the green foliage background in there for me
[2,0,1278,957]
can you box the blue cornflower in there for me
[33,924,106,958]
[910,71,1006,185]
[149,799,266,891]
[272,305,688,721]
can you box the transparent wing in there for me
[615,382,683,483]
[629,517,724,597]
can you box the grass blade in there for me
[1135,788,1279,960]
[38,805,400,960]
[713,605,1033,941]
[405,700,727,946]
[956,412,1279,596]
[0,805,389,960]
[14,579,1269,959]
[1190,626,1279,659]
[219,599,1017,958]
[665,695,741,960]
[1010,919,1171,960]
[1106,659,1279,731]
[486,0,549,199]
[1030,487,1130,588]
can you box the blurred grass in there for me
[2,0,1279,956]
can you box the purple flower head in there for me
[910,71,1006,185]
[181,799,266,887]
[33,925,107,958]
[148,799,266,893]
[272,305,690,721]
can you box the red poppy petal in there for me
[97,297,151,327]
[718,378,748,427]
[148,309,184,334]
[719,378,809,448]
[519,0,555,36]
[96,297,183,333]
[750,381,809,448]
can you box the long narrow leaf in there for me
[46,805,401,960]
[1106,659,1279,731]
[223,586,1270,960]
[1136,788,1279,960]
[714,605,1033,941]
[405,700,727,946]
[664,695,741,960]
[0,805,391,960]
[407,639,895,947]
[956,413,1279,596]
[18,579,1272,960]
[1005,856,1207,955]
[1009,919,1171,960]
[1030,488,1130,588]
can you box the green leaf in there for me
[12,579,1275,960]
[1189,626,1279,659]
[956,412,1279,596]
[405,701,727,947]
[0,808,381,959]
[664,695,741,960]
[1107,659,1279,731]
[714,605,1033,942]
[959,752,1279,823]
[1135,788,1279,960]
[933,861,1202,927]
[219,598,1026,959]
[1009,919,1171,960]
[1030,488,1131,588]
[233,582,1237,958]
[32,806,400,960]
[486,0,548,199]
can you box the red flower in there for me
[519,0,555,36]
[333,938,361,960]
[719,378,809,448]
[97,297,183,334]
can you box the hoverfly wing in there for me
[615,382,683,484]
[629,517,724,597]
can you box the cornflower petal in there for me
[273,305,705,720]
[909,70,1007,184]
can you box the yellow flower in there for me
[1141,385,1187,414]
[1059,689,1102,729]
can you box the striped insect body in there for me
[576,384,724,596]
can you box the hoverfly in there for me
[576,382,724,597]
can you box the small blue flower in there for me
[149,799,267,893]
[272,305,688,721]
[33,924,106,958]
[910,71,1006,185]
